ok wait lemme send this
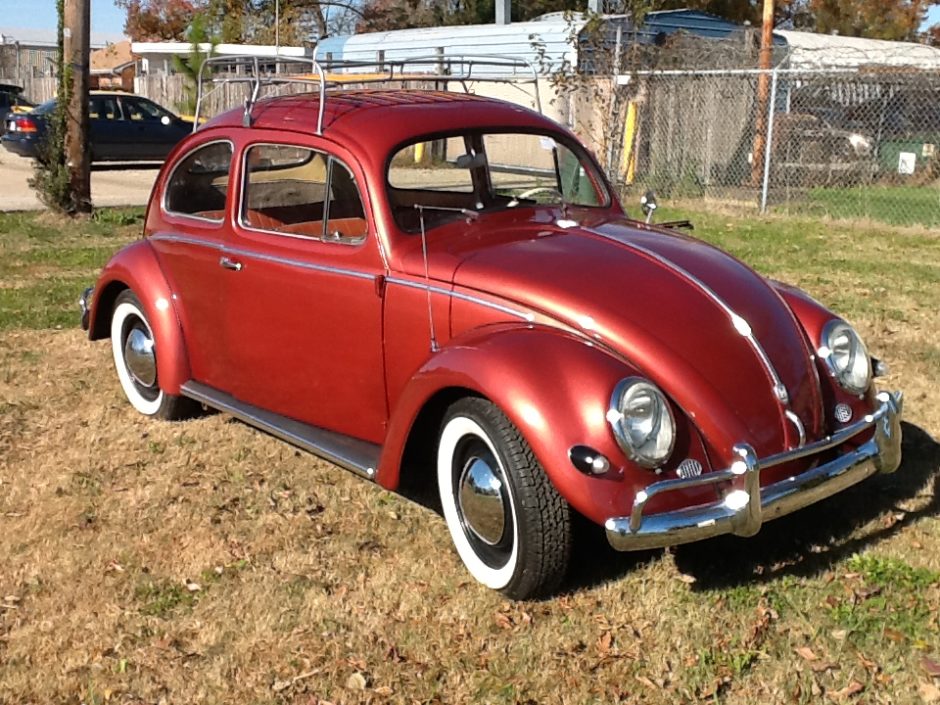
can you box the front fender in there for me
[377,324,703,525]
[89,239,191,396]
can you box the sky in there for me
[4,0,127,37]
[3,0,940,39]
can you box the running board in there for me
[180,381,380,480]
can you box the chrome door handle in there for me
[219,256,242,271]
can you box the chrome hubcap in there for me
[457,456,506,546]
[124,326,156,387]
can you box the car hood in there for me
[449,215,824,462]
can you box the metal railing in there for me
[611,66,940,228]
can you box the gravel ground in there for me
[0,152,161,211]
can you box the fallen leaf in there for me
[922,657,940,678]
[920,682,940,702]
[346,672,367,690]
[184,580,201,592]
[597,631,613,656]
[831,630,848,641]
[811,661,839,673]
[855,586,882,600]
[857,653,879,672]
[829,681,864,700]
[883,627,905,643]
[635,675,657,690]
[374,685,394,696]
[678,573,696,584]
[795,646,818,661]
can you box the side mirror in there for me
[640,190,658,224]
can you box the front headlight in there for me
[607,378,676,468]
[820,320,872,395]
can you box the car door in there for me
[149,139,235,390]
[88,94,135,160]
[120,96,191,160]
[222,137,388,443]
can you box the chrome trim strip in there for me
[223,245,375,280]
[385,276,533,321]
[181,380,380,479]
[584,227,790,406]
[784,410,806,448]
[149,233,375,281]
[150,232,223,250]
[606,391,902,551]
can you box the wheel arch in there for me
[375,324,641,526]
[88,240,192,396]
[89,280,129,339]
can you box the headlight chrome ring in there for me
[607,377,676,469]
[819,319,872,396]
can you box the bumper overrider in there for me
[605,391,903,551]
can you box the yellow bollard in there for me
[621,102,638,185]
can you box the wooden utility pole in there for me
[750,0,774,187]
[63,0,91,212]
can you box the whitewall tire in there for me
[110,290,193,420]
[437,397,571,599]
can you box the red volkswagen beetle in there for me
[81,88,903,599]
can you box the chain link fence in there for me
[611,66,940,228]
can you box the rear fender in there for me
[377,324,690,525]
[89,239,190,396]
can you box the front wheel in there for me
[110,290,194,420]
[437,397,571,599]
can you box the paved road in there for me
[0,152,162,211]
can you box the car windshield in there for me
[387,130,609,231]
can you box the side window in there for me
[165,141,233,221]
[326,161,367,240]
[124,97,172,122]
[242,143,367,243]
[88,96,121,121]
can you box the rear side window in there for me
[164,141,233,221]
[88,96,121,120]
[241,143,367,243]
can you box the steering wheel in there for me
[508,186,565,206]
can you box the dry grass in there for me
[0,208,939,705]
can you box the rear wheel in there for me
[437,397,571,599]
[110,290,193,420]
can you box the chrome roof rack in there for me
[193,53,543,135]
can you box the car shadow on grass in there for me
[673,421,940,590]
[560,421,939,595]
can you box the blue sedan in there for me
[2,92,193,162]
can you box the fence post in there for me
[760,67,778,214]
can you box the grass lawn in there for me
[0,207,938,704]
[778,184,940,228]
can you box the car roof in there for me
[201,89,567,165]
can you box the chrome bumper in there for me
[605,391,903,551]
[79,287,93,331]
